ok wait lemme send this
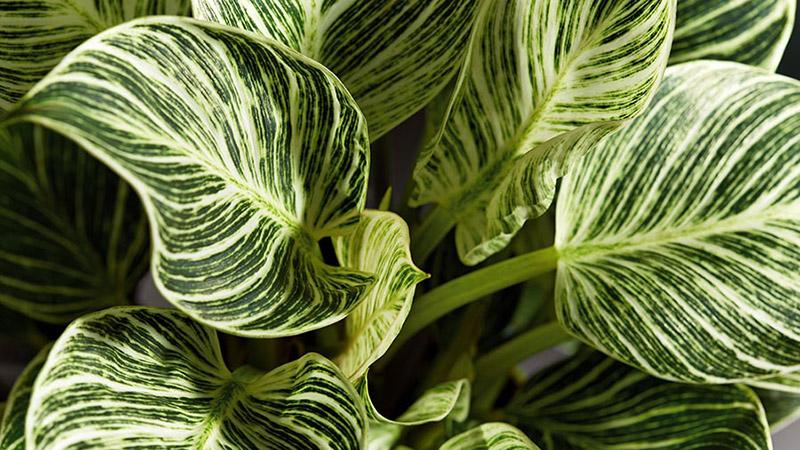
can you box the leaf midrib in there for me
[558,206,797,263]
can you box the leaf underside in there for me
[3,17,375,337]
[507,350,771,449]
[26,307,366,450]
[556,61,800,382]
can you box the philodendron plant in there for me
[0,0,799,448]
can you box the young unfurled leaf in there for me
[507,350,771,450]
[192,0,480,139]
[359,377,470,449]
[0,0,190,112]
[26,307,366,449]
[0,345,50,450]
[671,0,795,70]
[556,61,800,383]
[334,210,427,381]
[440,423,538,450]
[0,126,149,323]
[411,0,675,265]
[3,18,375,337]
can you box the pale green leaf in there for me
[2,17,375,337]
[334,210,426,381]
[192,0,480,139]
[0,125,149,323]
[411,0,675,265]
[0,345,50,450]
[671,0,795,70]
[507,350,771,449]
[556,60,800,382]
[0,0,190,113]
[359,377,470,449]
[27,307,366,449]
[440,423,538,450]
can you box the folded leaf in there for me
[671,0,795,70]
[753,387,800,431]
[508,350,771,449]
[440,423,538,450]
[27,307,366,449]
[411,0,675,265]
[0,0,190,112]
[359,377,469,449]
[334,210,427,381]
[0,126,149,322]
[192,0,480,139]
[0,344,50,450]
[556,60,800,382]
[2,17,375,337]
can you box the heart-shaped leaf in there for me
[556,61,800,382]
[440,423,538,450]
[0,0,190,112]
[0,125,149,323]
[507,350,770,449]
[192,0,480,139]
[411,0,675,265]
[334,210,426,380]
[2,17,375,337]
[27,307,366,449]
[670,0,795,70]
[0,345,49,450]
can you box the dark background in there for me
[778,18,799,76]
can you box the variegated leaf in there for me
[360,377,470,449]
[0,0,191,113]
[0,125,149,323]
[556,61,800,382]
[671,0,795,70]
[0,345,50,450]
[27,307,366,449]
[2,17,375,337]
[440,423,538,450]
[411,0,675,265]
[334,210,427,381]
[507,350,771,449]
[192,0,480,139]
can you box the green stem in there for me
[398,246,559,346]
[474,321,571,387]
[411,206,457,263]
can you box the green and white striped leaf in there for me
[506,350,771,449]
[27,307,366,449]
[0,0,191,113]
[334,210,427,381]
[2,17,375,337]
[360,377,470,449]
[440,423,538,450]
[0,345,50,450]
[411,0,675,265]
[555,60,800,382]
[192,0,480,139]
[671,0,795,70]
[0,125,149,323]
